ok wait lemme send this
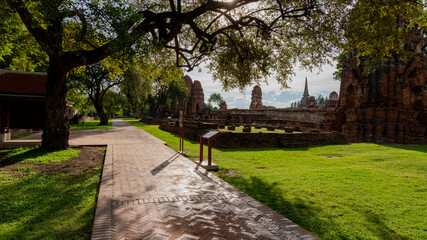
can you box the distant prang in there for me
[249,85,263,110]
[300,77,318,108]
[183,75,205,116]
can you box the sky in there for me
[185,62,341,109]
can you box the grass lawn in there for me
[124,119,427,240]
[0,147,104,239]
[70,119,113,130]
[11,132,37,140]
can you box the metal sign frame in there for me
[199,131,222,166]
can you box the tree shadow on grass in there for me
[216,173,347,239]
[379,144,427,154]
[216,173,416,239]
[0,148,50,167]
[360,210,410,240]
[0,171,100,239]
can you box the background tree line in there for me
[289,94,329,108]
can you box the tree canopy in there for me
[208,93,225,107]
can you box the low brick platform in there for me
[17,120,319,239]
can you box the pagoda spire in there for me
[303,77,310,97]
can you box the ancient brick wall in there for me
[139,117,163,125]
[215,108,327,126]
[212,132,348,148]
[159,120,217,141]
[158,119,348,148]
[329,36,427,144]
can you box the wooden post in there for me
[208,138,212,166]
[179,109,184,153]
[179,128,182,152]
[181,129,184,151]
[199,136,204,163]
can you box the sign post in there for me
[179,109,184,154]
[199,131,222,170]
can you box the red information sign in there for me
[200,131,222,166]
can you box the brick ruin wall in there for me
[325,49,427,144]
[158,119,348,148]
[212,132,348,148]
[159,120,218,141]
[214,108,327,128]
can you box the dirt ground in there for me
[0,146,106,177]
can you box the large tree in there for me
[69,62,124,125]
[147,79,189,118]
[208,93,225,108]
[4,0,425,149]
[121,65,152,117]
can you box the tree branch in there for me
[7,0,49,46]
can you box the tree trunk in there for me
[93,98,109,125]
[41,57,69,149]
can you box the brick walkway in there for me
[21,119,319,239]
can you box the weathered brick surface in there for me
[212,132,348,148]
[24,120,318,239]
[326,36,427,144]
[214,109,327,126]
[187,78,205,115]
[250,85,263,110]
[158,120,348,148]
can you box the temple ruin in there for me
[300,78,310,108]
[323,30,427,144]
[183,75,205,116]
[219,101,227,110]
[157,30,427,147]
[249,85,263,110]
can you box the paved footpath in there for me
[68,119,319,239]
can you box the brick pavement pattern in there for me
[21,120,319,239]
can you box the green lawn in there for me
[0,147,103,239]
[70,119,112,130]
[11,132,37,140]
[124,119,427,240]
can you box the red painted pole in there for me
[199,136,204,163]
[208,139,212,166]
